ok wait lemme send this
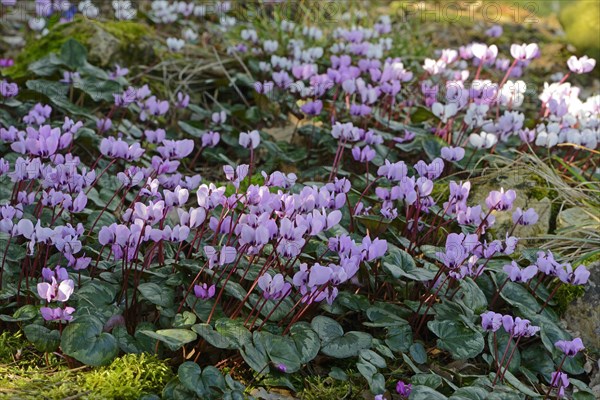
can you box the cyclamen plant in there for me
[0,3,597,400]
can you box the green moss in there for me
[100,20,153,43]
[3,22,94,79]
[555,284,586,314]
[81,353,173,399]
[0,352,173,400]
[299,376,362,400]
[3,17,155,80]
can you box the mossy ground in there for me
[3,17,155,80]
[0,331,173,400]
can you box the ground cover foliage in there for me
[0,1,599,399]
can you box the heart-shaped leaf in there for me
[311,316,343,344]
[262,331,302,373]
[192,323,233,349]
[384,247,435,281]
[24,324,60,353]
[140,329,197,351]
[60,38,87,69]
[138,282,174,308]
[61,315,118,366]
[321,331,372,358]
[289,322,320,364]
[427,320,484,360]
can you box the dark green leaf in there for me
[383,247,435,281]
[60,39,87,69]
[191,323,233,349]
[23,324,60,353]
[61,315,118,366]
[427,320,484,359]
[140,329,197,351]
[289,322,320,364]
[138,283,174,308]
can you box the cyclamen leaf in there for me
[23,324,60,353]
[138,282,174,308]
[60,38,88,69]
[289,322,320,364]
[427,320,484,360]
[140,329,197,351]
[61,315,118,366]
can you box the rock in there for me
[559,0,600,60]
[3,17,156,80]
[86,25,122,66]
[564,261,600,356]
[468,173,552,241]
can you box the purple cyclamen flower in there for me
[351,145,376,163]
[567,56,596,74]
[300,100,323,116]
[550,371,569,398]
[441,146,465,162]
[0,58,14,67]
[276,363,287,373]
[481,311,503,332]
[41,306,75,322]
[239,130,260,149]
[201,131,220,148]
[502,315,540,337]
[512,207,538,225]
[194,283,216,300]
[485,25,503,38]
[96,118,112,133]
[503,261,537,283]
[555,338,585,357]
[212,111,226,124]
[109,64,129,79]
[257,273,291,300]
[37,277,75,303]
[254,80,274,95]
[485,188,516,211]
[361,236,387,261]
[176,92,190,108]
[0,80,19,98]
[414,158,444,180]
[396,380,412,397]
[557,264,590,285]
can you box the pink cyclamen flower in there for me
[480,311,503,332]
[300,100,323,116]
[239,130,260,149]
[550,371,569,398]
[41,306,75,322]
[567,56,596,74]
[510,43,539,60]
[37,277,75,303]
[503,261,538,283]
[258,273,291,300]
[555,338,585,357]
[485,188,516,211]
[485,25,503,38]
[396,380,412,397]
[512,207,538,225]
[441,146,465,162]
[194,283,216,300]
[557,264,590,285]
